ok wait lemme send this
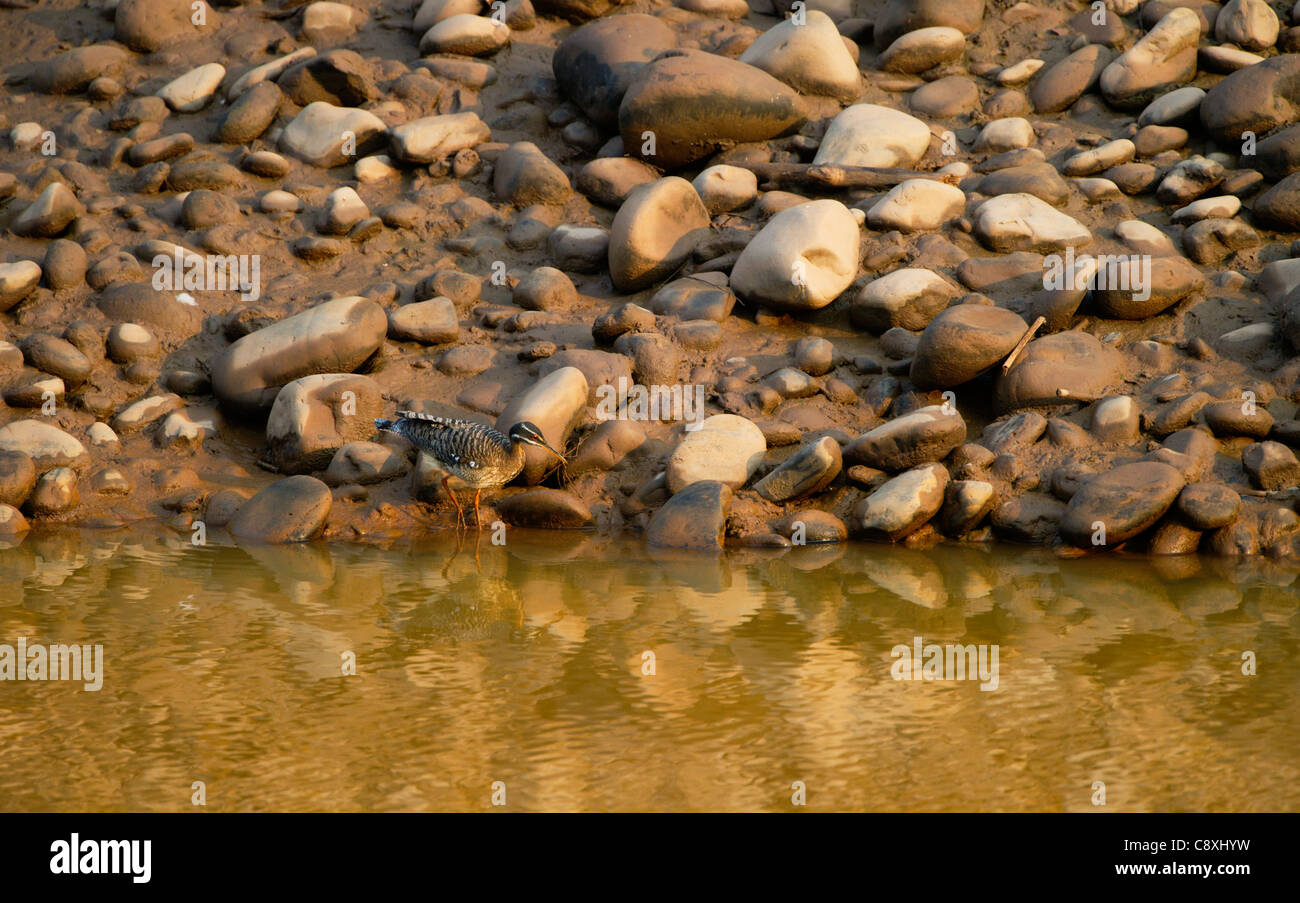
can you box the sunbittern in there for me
[374,411,565,529]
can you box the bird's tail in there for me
[374,417,395,431]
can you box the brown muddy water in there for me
[0,527,1297,812]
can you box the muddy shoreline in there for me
[3,0,1300,557]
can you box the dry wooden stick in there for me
[1001,316,1046,374]
[733,162,959,191]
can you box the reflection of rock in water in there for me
[1,526,1298,811]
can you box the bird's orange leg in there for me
[442,475,466,529]
[473,488,482,530]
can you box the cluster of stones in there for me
[4,0,1300,558]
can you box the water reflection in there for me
[0,527,1297,812]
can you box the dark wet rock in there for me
[0,504,29,536]
[754,436,842,502]
[575,156,660,207]
[854,462,949,541]
[649,277,735,322]
[1177,481,1242,528]
[278,50,376,108]
[910,75,979,117]
[11,183,78,238]
[127,133,194,166]
[33,45,128,94]
[323,442,410,487]
[22,335,91,388]
[770,509,848,543]
[215,81,282,145]
[0,450,36,509]
[496,489,593,528]
[613,332,679,385]
[166,160,243,192]
[873,0,986,50]
[1182,218,1259,263]
[592,301,655,343]
[991,492,1066,543]
[1149,519,1203,554]
[852,268,960,334]
[940,479,996,535]
[1202,400,1274,438]
[1200,53,1300,145]
[513,267,577,311]
[494,141,572,206]
[387,298,459,344]
[1157,428,1219,481]
[982,411,1048,454]
[228,475,332,543]
[96,282,201,340]
[910,304,1027,389]
[566,419,646,476]
[618,50,804,169]
[843,405,965,471]
[42,240,86,290]
[1061,461,1186,548]
[646,480,731,550]
[533,0,618,22]
[1242,440,1300,489]
[25,467,78,517]
[994,332,1124,412]
[976,162,1069,206]
[212,297,388,413]
[1089,255,1205,319]
[1253,172,1300,230]
[115,0,206,52]
[1208,519,1259,557]
[552,14,677,128]
[1030,44,1114,113]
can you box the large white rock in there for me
[738,10,860,101]
[1100,8,1200,109]
[0,420,87,469]
[972,193,1092,253]
[157,63,226,112]
[852,268,961,333]
[279,102,386,168]
[855,462,949,540]
[812,104,931,168]
[1215,0,1279,51]
[0,260,42,312]
[878,26,966,74]
[866,179,966,232]
[418,14,510,56]
[388,112,490,164]
[729,200,860,311]
[609,177,711,292]
[666,414,766,494]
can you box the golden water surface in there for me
[0,527,1297,812]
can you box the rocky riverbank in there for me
[3,0,1300,556]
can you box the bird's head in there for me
[508,421,566,463]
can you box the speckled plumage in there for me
[378,411,525,488]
